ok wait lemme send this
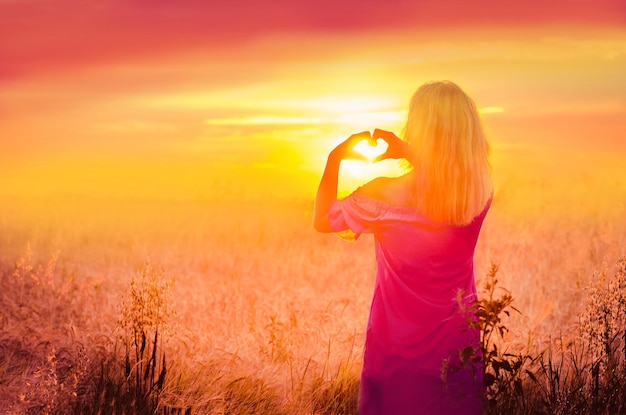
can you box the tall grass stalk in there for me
[118,262,172,412]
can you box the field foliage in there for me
[1,173,626,414]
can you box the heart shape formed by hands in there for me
[353,138,389,162]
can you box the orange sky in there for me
[1,0,625,200]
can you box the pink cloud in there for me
[1,0,624,80]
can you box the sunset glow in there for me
[1,0,625,206]
[3,2,626,412]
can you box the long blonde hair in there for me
[403,81,492,225]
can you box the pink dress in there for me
[328,191,490,415]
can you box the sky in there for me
[1,0,625,200]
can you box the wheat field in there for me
[1,157,626,413]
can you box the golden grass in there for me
[0,170,625,413]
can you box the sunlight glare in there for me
[339,158,404,195]
[353,138,388,163]
[342,160,370,178]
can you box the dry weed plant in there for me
[76,262,177,414]
[577,255,626,413]
[444,263,532,414]
[0,245,88,415]
[444,256,626,415]
[119,263,171,402]
[118,262,172,407]
[510,255,626,414]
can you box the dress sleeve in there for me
[327,191,388,241]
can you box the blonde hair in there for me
[403,81,492,225]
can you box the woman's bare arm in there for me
[314,131,372,233]
[313,151,341,232]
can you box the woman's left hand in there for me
[371,129,408,162]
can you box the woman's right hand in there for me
[372,129,408,162]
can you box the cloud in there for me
[204,116,325,126]
[2,0,624,80]
[203,110,406,127]
[479,106,505,114]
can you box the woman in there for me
[314,81,492,414]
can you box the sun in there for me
[352,138,388,163]
[341,137,394,176]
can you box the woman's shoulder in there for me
[357,173,415,208]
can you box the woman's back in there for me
[329,183,489,414]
